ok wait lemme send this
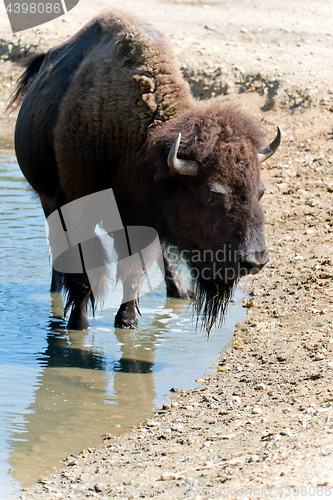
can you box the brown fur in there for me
[12,9,270,332]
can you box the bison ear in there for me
[154,159,172,182]
[154,167,171,182]
[154,171,170,182]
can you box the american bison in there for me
[10,9,281,332]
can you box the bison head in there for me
[151,106,281,331]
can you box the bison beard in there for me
[193,274,238,335]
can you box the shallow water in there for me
[0,149,246,499]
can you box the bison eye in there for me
[200,184,227,208]
[202,189,226,208]
[203,194,215,205]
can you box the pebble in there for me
[314,354,325,361]
[171,402,179,408]
[252,407,263,415]
[94,483,106,492]
[228,457,245,466]
[195,378,206,383]
[171,424,184,432]
[217,434,235,440]
[249,454,260,463]
[280,427,293,437]
[203,460,214,467]
[146,420,159,427]
[161,472,177,481]
[255,383,266,390]
[162,403,171,410]
[328,362,333,368]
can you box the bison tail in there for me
[6,53,46,113]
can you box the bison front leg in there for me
[65,273,91,330]
[163,251,193,299]
[50,269,63,293]
[114,277,141,329]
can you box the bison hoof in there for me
[114,305,138,329]
[67,312,89,330]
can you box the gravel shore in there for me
[1,0,332,497]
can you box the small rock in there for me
[314,354,325,361]
[170,387,179,393]
[249,454,260,463]
[327,362,333,368]
[161,472,176,481]
[205,25,216,31]
[171,402,179,408]
[195,378,206,384]
[94,484,106,493]
[255,383,266,390]
[146,420,159,427]
[162,403,171,410]
[252,407,262,415]
[228,457,245,466]
[171,424,183,432]
[206,435,218,441]
[203,460,214,467]
[280,427,293,437]
[217,434,234,440]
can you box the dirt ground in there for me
[1,0,333,498]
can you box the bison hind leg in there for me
[63,238,109,330]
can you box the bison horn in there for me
[167,133,199,176]
[258,126,282,164]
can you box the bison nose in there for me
[237,250,269,274]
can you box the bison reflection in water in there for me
[9,9,281,333]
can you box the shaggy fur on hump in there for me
[149,104,266,173]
